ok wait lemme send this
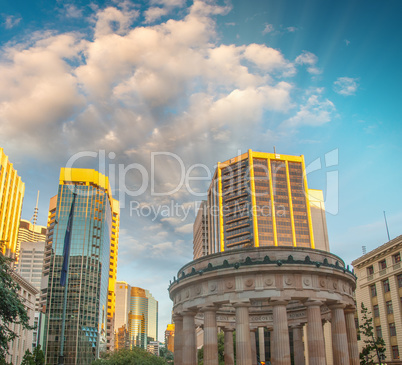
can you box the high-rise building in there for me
[164,324,174,353]
[352,234,402,362]
[206,150,329,254]
[15,240,46,349]
[114,282,158,350]
[42,168,119,365]
[0,147,25,258]
[193,201,208,260]
[16,220,47,260]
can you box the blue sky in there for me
[1,0,401,341]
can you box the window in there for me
[373,304,380,317]
[376,326,382,338]
[389,322,397,337]
[386,300,393,314]
[398,274,402,288]
[393,253,401,264]
[370,284,377,297]
[383,279,390,293]
[392,345,400,360]
[367,266,374,275]
[379,259,387,270]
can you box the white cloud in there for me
[282,94,335,128]
[262,23,274,34]
[63,4,83,19]
[333,77,359,96]
[144,7,169,23]
[2,15,22,29]
[175,223,193,234]
[286,26,298,33]
[295,50,321,75]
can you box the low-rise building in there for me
[352,234,402,362]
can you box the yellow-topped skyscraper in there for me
[206,149,329,254]
[0,147,25,258]
[42,168,119,364]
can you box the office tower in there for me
[145,290,158,344]
[0,147,25,258]
[17,220,47,250]
[42,168,119,365]
[15,192,47,261]
[193,201,208,260]
[206,150,329,253]
[352,235,402,362]
[15,241,46,349]
[114,282,158,350]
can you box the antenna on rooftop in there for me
[273,146,276,154]
[383,211,391,241]
[31,191,40,226]
[362,246,367,255]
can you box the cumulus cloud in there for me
[333,77,359,96]
[295,50,321,75]
[282,94,335,128]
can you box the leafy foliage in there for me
[0,253,34,361]
[91,347,168,365]
[358,302,386,365]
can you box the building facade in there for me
[42,168,119,365]
[206,150,329,255]
[0,147,25,258]
[114,282,158,350]
[352,234,402,363]
[16,219,47,261]
[193,201,208,260]
[15,241,46,349]
[6,272,39,365]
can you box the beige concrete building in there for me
[6,272,39,365]
[352,234,402,363]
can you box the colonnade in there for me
[173,301,359,365]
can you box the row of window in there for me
[367,252,401,275]
[370,274,402,297]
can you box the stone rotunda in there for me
[168,246,357,365]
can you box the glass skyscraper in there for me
[42,168,119,365]
[114,282,158,351]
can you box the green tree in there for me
[359,302,386,364]
[32,345,45,365]
[0,253,34,361]
[91,347,168,365]
[21,349,35,365]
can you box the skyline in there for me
[1,0,402,341]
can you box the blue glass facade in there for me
[44,183,112,365]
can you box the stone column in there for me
[330,304,350,365]
[201,306,219,365]
[345,308,359,365]
[250,329,257,365]
[271,300,291,365]
[292,325,305,365]
[182,310,197,365]
[173,314,183,365]
[258,327,266,363]
[233,302,252,365]
[305,301,326,365]
[223,328,234,365]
